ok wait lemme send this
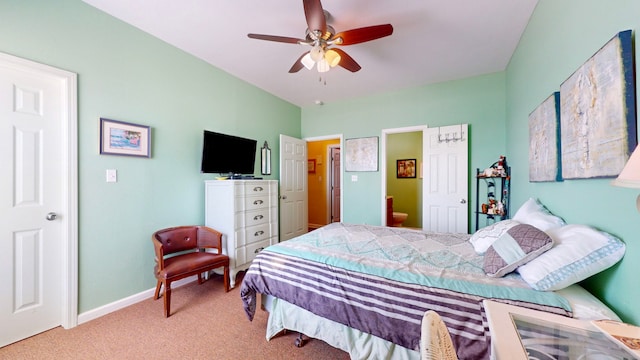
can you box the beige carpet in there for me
[0,274,350,359]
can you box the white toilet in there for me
[392,212,408,227]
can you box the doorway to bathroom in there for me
[381,125,469,232]
[382,126,425,229]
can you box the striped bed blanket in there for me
[240,223,572,359]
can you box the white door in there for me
[423,124,469,233]
[0,53,77,347]
[279,134,308,241]
[330,146,341,222]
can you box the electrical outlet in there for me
[351,175,358,182]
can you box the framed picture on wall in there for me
[345,136,378,172]
[396,159,416,178]
[100,118,151,158]
[308,159,316,174]
[529,92,562,182]
[559,30,637,179]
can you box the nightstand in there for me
[484,300,636,360]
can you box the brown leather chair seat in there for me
[152,226,230,317]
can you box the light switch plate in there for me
[106,169,117,183]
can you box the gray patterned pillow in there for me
[469,220,520,254]
[483,224,554,277]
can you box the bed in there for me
[240,199,625,359]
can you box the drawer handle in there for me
[253,214,264,220]
[254,247,264,254]
[254,230,264,237]
[253,199,264,205]
[253,186,264,192]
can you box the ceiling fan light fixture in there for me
[324,49,341,67]
[301,53,315,70]
[310,45,325,62]
[316,58,330,73]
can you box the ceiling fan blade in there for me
[248,33,303,44]
[333,24,394,45]
[303,0,326,33]
[289,52,310,73]
[331,48,361,72]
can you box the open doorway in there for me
[380,125,469,232]
[306,136,342,231]
[382,126,426,228]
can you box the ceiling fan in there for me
[247,0,393,73]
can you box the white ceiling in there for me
[82,0,538,107]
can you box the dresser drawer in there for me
[235,238,274,268]
[244,222,271,245]
[234,222,272,247]
[236,194,271,211]
[244,182,269,195]
[237,208,270,228]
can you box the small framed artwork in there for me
[100,118,151,158]
[397,159,416,178]
[308,159,316,174]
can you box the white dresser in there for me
[204,180,278,288]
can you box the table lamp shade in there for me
[612,145,640,188]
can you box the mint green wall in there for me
[507,0,640,324]
[6,0,636,326]
[302,73,507,228]
[387,132,422,228]
[0,0,300,312]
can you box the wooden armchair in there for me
[152,225,230,317]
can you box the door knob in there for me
[460,199,467,204]
[280,195,287,200]
[46,212,57,221]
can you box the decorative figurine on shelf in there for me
[497,200,505,215]
[483,167,497,177]
[486,199,498,214]
[495,155,506,177]
[482,156,508,177]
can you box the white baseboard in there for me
[77,276,197,325]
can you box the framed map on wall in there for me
[345,136,378,172]
[559,30,637,179]
[529,92,562,182]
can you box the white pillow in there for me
[469,220,520,254]
[513,198,565,231]
[517,224,626,291]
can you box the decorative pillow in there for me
[518,224,626,291]
[483,224,554,277]
[469,220,520,254]
[513,198,565,232]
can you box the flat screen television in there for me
[200,130,257,177]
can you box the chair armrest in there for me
[196,226,223,253]
[152,235,165,270]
